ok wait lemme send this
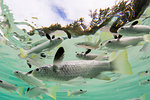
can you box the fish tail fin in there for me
[16,87,24,96]
[109,52,116,61]
[0,38,6,45]
[143,35,150,42]
[47,85,58,100]
[67,90,70,96]
[141,94,146,100]
[111,50,133,75]
[19,48,27,58]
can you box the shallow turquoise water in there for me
[1,0,150,100]
[1,34,150,100]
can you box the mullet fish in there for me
[30,47,132,83]
[118,21,150,36]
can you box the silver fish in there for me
[139,79,150,86]
[138,70,150,76]
[118,21,150,36]
[0,80,17,91]
[19,37,63,58]
[102,36,150,50]
[0,80,24,96]
[67,89,87,96]
[31,47,132,83]
[76,52,108,60]
[25,86,57,100]
[14,71,45,87]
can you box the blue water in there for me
[1,0,150,100]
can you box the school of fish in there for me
[0,0,150,100]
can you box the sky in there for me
[3,0,117,29]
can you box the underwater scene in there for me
[1,0,150,100]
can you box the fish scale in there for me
[32,49,132,83]
[32,60,111,82]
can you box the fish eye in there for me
[108,41,111,43]
[15,71,19,73]
[40,53,46,58]
[58,37,61,39]
[147,79,150,81]
[80,89,83,91]
[0,80,3,83]
[145,71,148,73]
[36,68,40,71]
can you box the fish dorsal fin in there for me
[46,34,51,40]
[64,30,71,39]
[27,61,32,68]
[53,47,64,65]
[84,49,91,55]
[117,34,122,40]
[27,88,30,92]
[113,35,122,40]
[26,70,33,75]
[0,80,3,83]
[114,35,118,39]
[131,21,138,27]
[52,35,55,39]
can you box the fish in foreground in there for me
[13,71,45,87]
[0,80,24,96]
[25,86,57,100]
[76,50,108,60]
[19,35,63,58]
[138,70,150,76]
[118,21,150,36]
[102,35,150,51]
[126,94,146,100]
[139,79,150,86]
[30,47,132,83]
[67,89,87,96]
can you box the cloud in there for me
[51,0,116,22]
[3,0,67,27]
[3,0,117,28]
[51,6,67,20]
